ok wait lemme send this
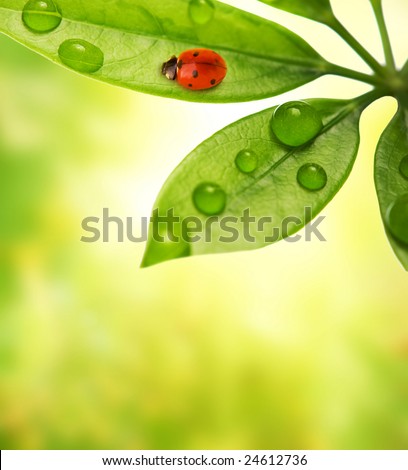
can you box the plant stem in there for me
[401,60,408,77]
[370,0,396,71]
[326,63,382,87]
[397,92,408,109]
[328,16,385,76]
[318,89,384,135]
[352,88,386,108]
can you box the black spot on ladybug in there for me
[188,84,193,87]
[192,70,198,78]
[210,79,216,85]
[177,60,183,69]
[193,51,199,57]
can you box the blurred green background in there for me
[0,0,407,450]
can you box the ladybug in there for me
[162,48,227,90]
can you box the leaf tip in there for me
[140,237,191,268]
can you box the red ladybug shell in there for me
[176,49,227,90]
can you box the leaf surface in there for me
[374,105,408,270]
[142,98,367,267]
[258,0,334,23]
[0,0,327,102]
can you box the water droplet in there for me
[235,149,258,174]
[297,163,327,191]
[58,39,104,73]
[399,155,408,180]
[189,0,215,25]
[271,101,323,147]
[22,0,62,33]
[193,182,226,215]
[386,193,408,245]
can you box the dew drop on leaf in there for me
[386,193,408,245]
[235,149,258,174]
[58,39,104,73]
[399,155,408,180]
[271,101,323,147]
[189,0,215,25]
[297,163,327,191]
[193,182,226,215]
[22,0,62,33]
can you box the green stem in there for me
[325,63,382,87]
[401,60,408,77]
[370,0,396,71]
[328,16,385,76]
[397,92,408,109]
[355,88,385,104]
[317,89,383,138]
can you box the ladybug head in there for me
[162,55,178,81]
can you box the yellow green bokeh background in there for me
[0,0,407,450]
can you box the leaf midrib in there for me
[231,104,359,199]
[0,5,325,70]
[23,10,61,17]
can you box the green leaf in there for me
[374,105,408,270]
[142,97,368,267]
[0,0,327,103]
[258,0,334,24]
